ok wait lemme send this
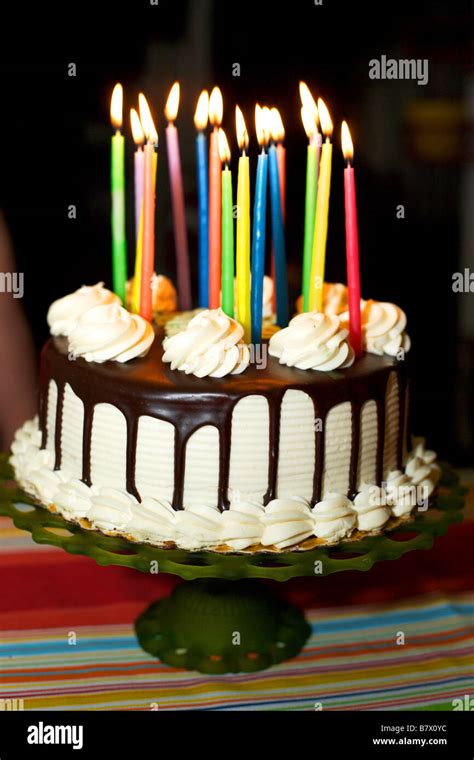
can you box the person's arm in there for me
[0,212,37,450]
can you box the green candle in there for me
[110,83,127,303]
[219,129,234,318]
[301,107,322,312]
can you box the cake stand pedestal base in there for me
[135,579,310,674]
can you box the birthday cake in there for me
[9,82,440,553]
[10,280,440,553]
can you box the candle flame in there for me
[318,98,333,138]
[270,107,285,142]
[235,105,249,152]
[341,120,354,161]
[165,82,180,122]
[194,90,209,130]
[209,86,223,126]
[255,104,271,148]
[301,105,317,141]
[110,83,123,129]
[130,108,144,145]
[299,81,319,125]
[138,93,158,145]
[218,127,231,164]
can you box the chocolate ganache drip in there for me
[38,327,409,510]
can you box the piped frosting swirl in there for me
[269,311,355,371]
[162,308,250,378]
[360,300,411,357]
[68,303,154,363]
[47,283,120,337]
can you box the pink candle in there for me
[208,87,223,309]
[165,82,191,310]
[130,108,145,240]
[271,136,286,313]
[342,121,362,356]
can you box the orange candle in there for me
[208,87,223,308]
[138,94,158,322]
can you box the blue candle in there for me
[194,91,210,308]
[268,142,288,327]
[251,149,269,344]
[196,132,209,307]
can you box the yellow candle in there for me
[310,98,333,312]
[235,106,251,342]
[132,151,157,313]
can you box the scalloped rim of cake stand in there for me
[0,456,466,582]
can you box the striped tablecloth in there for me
[1,487,473,711]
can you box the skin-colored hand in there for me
[0,212,37,449]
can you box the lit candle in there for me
[268,108,288,327]
[194,90,209,308]
[165,82,191,311]
[310,98,333,312]
[130,108,145,313]
[235,105,251,342]
[341,121,362,356]
[208,86,223,308]
[251,105,270,345]
[138,94,158,322]
[269,108,286,316]
[299,83,322,311]
[110,83,127,302]
[218,128,234,318]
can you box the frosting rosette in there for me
[67,303,154,363]
[312,494,356,542]
[269,311,355,371]
[404,438,441,501]
[162,307,250,378]
[127,497,178,544]
[359,300,411,357]
[385,470,418,517]
[261,497,314,550]
[47,283,120,337]
[353,484,391,532]
[221,499,265,551]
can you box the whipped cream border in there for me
[10,417,441,553]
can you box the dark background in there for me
[0,0,472,464]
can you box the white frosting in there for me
[353,484,391,532]
[87,488,136,532]
[261,497,314,550]
[385,470,418,517]
[10,418,440,552]
[54,480,98,520]
[312,494,356,542]
[404,438,441,500]
[68,303,154,363]
[360,300,411,357]
[47,283,120,337]
[127,497,178,543]
[162,308,250,378]
[174,505,223,550]
[269,311,355,372]
[222,499,265,551]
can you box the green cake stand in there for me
[0,454,466,674]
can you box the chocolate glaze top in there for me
[39,328,409,510]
